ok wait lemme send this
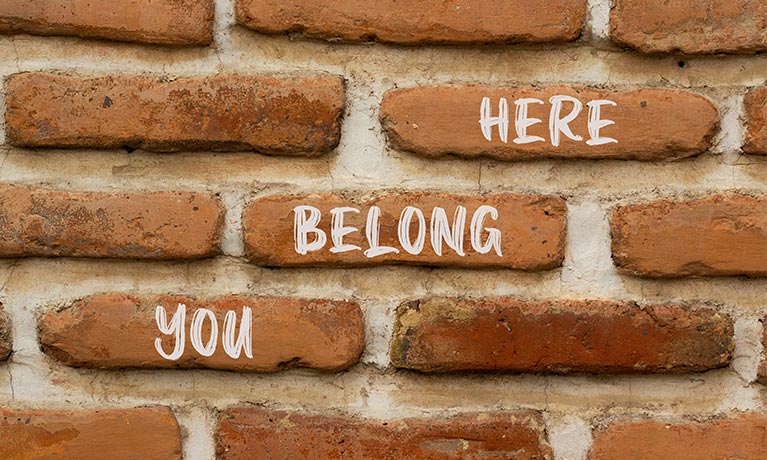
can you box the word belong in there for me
[294,205,503,258]
[480,95,618,146]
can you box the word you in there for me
[155,304,252,360]
[480,95,618,146]
[294,205,503,257]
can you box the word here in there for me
[381,85,719,161]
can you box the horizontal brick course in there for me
[236,0,587,45]
[243,192,566,269]
[610,0,767,54]
[5,72,345,155]
[39,294,364,372]
[217,408,553,460]
[391,298,733,374]
[0,0,214,46]
[381,85,718,161]
[0,185,222,259]
[0,407,182,460]
[589,414,767,460]
[611,194,767,277]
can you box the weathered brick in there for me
[0,305,9,361]
[611,194,767,277]
[236,0,587,45]
[39,293,364,372]
[610,0,767,54]
[5,72,345,155]
[0,185,222,259]
[381,85,718,161]
[217,408,552,460]
[744,87,767,155]
[0,0,214,46]
[589,414,767,460]
[243,192,566,270]
[391,298,733,374]
[0,407,182,460]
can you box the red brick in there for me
[236,0,586,45]
[589,414,767,460]
[0,184,222,259]
[39,293,364,372]
[381,85,718,161]
[611,194,767,277]
[243,192,566,270]
[5,72,345,155]
[0,407,182,460]
[0,0,213,46]
[610,0,767,54]
[0,305,9,361]
[391,298,733,374]
[744,87,767,155]
[217,408,552,460]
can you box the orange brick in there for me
[0,185,222,259]
[6,72,345,155]
[40,294,364,372]
[0,0,214,46]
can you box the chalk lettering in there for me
[154,305,255,361]
[479,95,618,146]
[430,206,467,257]
[294,205,327,255]
[291,204,504,258]
[155,303,186,360]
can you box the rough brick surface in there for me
[243,192,566,269]
[236,0,587,45]
[217,408,553,460]
[0,407,182,460]
[391,298,733,374]
[589,414,767,460]
[610,0,767,54]
[0,0,214,46]
[39,293,364,372]
[0,185,222,259]
[744,87,767,155]
[611,194,767,277]
[5,72,345,155]
[0,305,10,361]
[381,85,718,161]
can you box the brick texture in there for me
[217,408,553,460]
[236,0,587,45]
[744,87,767,155]
[391,298,733,374]
[0,305,9,361]
[0,407,182,460]
[611,194,767,277]
[381,85,718,161]
[5,72,345,155]
[589,414,767,460]
[0,185,222,259]
[243,192,566,269]
[0,0,214,46]
[610,0,767,54]
[39,293,364,372]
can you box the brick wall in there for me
[0,0,766,458]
